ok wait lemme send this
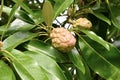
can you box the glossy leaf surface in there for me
[0,60,16,80]
[80,36,120,68]
[79,36,120,80]
[3,50,48,80]
[81,30,109,50]
[91,11,111,25]
[25,51,68,80]
[25,40,67,63]
[2,6,35,24]
[8,19,35,32]
[3,31,38,51]
[53,0,74,19]
[68,48,85,74]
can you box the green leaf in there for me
[2,5,43,25]
[1,1,24,40]
[1,6,11,15]
[30,10,43,25]
[25,40,67,63]
[42,1,53,26]
[81,30,110,50]
[4,0,24,29]
[15,10,35,24]
[24,51,68,80]
[91,0,101,10]
[13,0,43,25]
[79,36,120,80]
[53,0,74,19]
[3,50,48,80]
[1,3,22,40]
[0,25,6,34]
[76,61,92,80]
[91,11,111,25]
[110,7,120,29]
[2,31,38,51]
[12,0,33,14]
[2,6,35,24]
[0,0,4,16]
[0,60,16,80]
[8,19,35,33]
[81,36,120,69]
[68,48,85,74]
[105,0,120,29]
[59,64,73,80]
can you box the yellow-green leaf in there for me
[42,1,53,26]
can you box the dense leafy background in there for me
[0,0,120,80]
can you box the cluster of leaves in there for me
[0,0,120,80]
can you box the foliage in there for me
[0,0,120,80]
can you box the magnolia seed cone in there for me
[50,28,76,53]
[73,18,92,29]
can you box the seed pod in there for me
[73,18,92,29]
[50,28,76,52]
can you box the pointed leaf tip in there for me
[42,1,53,26]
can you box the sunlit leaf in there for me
[3,50,48,80]
[1,6,11,15]
[25,40,67,63]
[8,19,35,32]
[81,30,109,50]
[24,51,68,80]
[2,31,38,51]
[0,60,16,80]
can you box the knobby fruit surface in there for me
[73,18,92,29]
[50,27,76,52]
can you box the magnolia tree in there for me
[0,0,120,80]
